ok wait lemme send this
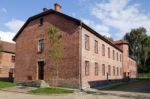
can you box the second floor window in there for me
[39,18,43,26]
[85,34,89,50]
[113,50,115,60]
[120,54,122,62]
[108,47,110,58]
[117,52,118,61]
[94,40,98,53]
[85,61,89,76]
[11,55,15,63]
[38,39,44,53]
[102,44,105,56]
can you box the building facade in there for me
[13,4,137,89]
[0,40,15,80]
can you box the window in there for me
[9,68,14,73]
[120,54,122,62]
[117,67,119,76]
[11,55,15,63]
[95,62,98,76]
[0,68,2,74]
[94,40,98,54]
[120,68,122,75]
[108,65,111,75]
[108,47,110,58]
[117,52,118,61]
[85,61,89,76]
[113,50,115,60]
[102,64,105,76]
[39,18,43,26]
[113,66,115,76]
[102,44,105,56]
[38,39,44,53]
[85,34,90,50]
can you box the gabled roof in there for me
[13,9,122,52]
[112,40,129,45]
[0,40,15,54]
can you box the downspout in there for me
[79,21,83,90]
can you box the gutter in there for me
[79,21,83,90]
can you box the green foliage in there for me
[103,35,113,41]
[30,87,73,94]
[48,28,62,61]
[123,27,150,73]
[48,27,62,86]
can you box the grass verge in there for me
[29,87,74,94]
[0,81,16,88]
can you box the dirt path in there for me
[0,90,132,99]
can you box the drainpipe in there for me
[79,21,83,91]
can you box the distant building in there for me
[13,3,137,89]
[0,40,15,79]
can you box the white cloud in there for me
[0,31,15,43]
[82,18,111,37]
[90,0,150,39]
[5,19,24,33]
[0,19,24,42]
[0,8,7,13]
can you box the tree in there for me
[124,27,147,66]
[123,27,150,73]
[48,27,62,86]
[103,35,113,41]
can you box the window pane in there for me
[85,34,89,50]
[102,64,105,75]
[108,65,111,75]
[102,44,105,56]
[95,40,98,53]
[38,39,44,52]
[85,61,89,76]
[108,47,110,58]
[95,63,98,76]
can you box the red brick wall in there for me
[0,52,15,78]
[15,13,80,88]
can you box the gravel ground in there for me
[0,91,132,99]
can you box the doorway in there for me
[38,61,44,80]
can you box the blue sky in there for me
[0,0,150,42]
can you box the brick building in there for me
[13,4,137,89]
[0,40,15,80]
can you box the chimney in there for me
[54,3,62,12]
[43,8,49,12]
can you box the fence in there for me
[137,73,150,79]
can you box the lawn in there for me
[0,81,16,88]
[30,87,74,94]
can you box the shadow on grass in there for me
[99,80,150,93]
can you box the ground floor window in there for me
[108,65,111,75]
[102,64,105,76]
[95,62,98,76]
[85,61,90,76]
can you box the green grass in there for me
[0,81,16,88]
[30,87,74,94]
